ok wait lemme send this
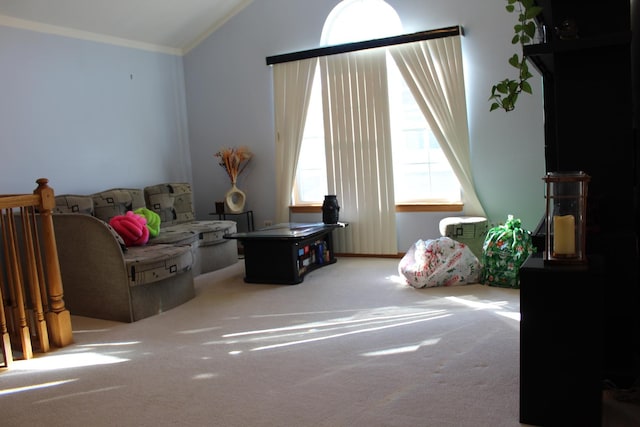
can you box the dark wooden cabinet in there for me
[519,254,603,426]
[522,0,639,392]
[524,1,634,226]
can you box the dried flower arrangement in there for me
[214,146,253,184]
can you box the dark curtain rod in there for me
[265,25,463,66]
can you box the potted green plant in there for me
[489,0,543,112]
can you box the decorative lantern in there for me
[543,171,590,264]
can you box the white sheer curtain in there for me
[272,58,318,223]
[389,36,486,217]
[319,48,398,255]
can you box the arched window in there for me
[320,0,402,45]
[293,0,461,205]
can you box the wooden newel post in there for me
[34,178,73,347]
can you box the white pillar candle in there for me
[553,214,575,255]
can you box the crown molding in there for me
[0,14,182,56]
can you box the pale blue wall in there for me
[0,26,191,195]
[185,0,546,250]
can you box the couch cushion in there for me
[149,229,198,246]
[124,243,193,287]
[163,220,237,246]
[54,194,94,215]
[92,188,146,223]
[144,183,195,227]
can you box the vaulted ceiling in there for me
[0,0,253,54]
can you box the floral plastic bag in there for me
[481,215,535,288]
[399,237,481,288]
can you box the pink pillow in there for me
[109,211,149,246]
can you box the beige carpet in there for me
[0,257,585,426]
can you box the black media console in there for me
[224,222,346,284]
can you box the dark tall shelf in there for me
[524,32,631,74]
[519,0,640,424]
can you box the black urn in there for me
[322,195,340,224]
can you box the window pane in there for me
[388,59,461,203]
[294,74,326,204]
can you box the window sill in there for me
[290,203,463,214]
[396,203,463,212]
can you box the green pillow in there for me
[134,207,161,237]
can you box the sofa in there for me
[51,183,238,323]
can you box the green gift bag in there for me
[481,215,535,288]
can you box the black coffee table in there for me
[224,222,346,284]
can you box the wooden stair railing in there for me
[0,178,73,368]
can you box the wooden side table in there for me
[210,210,255,232]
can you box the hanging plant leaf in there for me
[508,54,521,68]
[489,0,542,112]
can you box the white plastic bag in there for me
[398,237,481,288]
